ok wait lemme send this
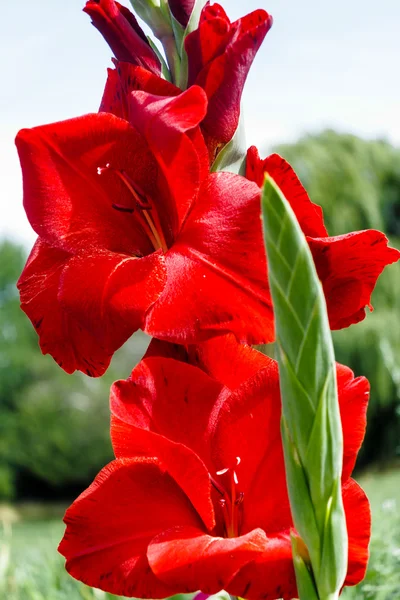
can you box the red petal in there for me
[337,363,369,480]
[186,9,231,87]
[148,525,268,594]
[110,357,224,462]
[146,333,272,390]
[343,479,371,586]
[100,68,123,117]
[210,358,369,536]
[58,250,166,372]
[228,480,371,599]
[246,149,399,330]
[149,345,282,538]
[100,62,180,120]
[226,532,296,600]
[245,146,265,185]
[247,149,328,237]
[83,0,161,74]
[186,7,272,155]
[129,85,208,134]
[309,230,400,329]
[59,458,203,597]
[210,364,292,535]
[145,173,274,345]
[110,356,226,529]
[128,86,209,235]
[17,240,116,376]
[112,415,216,532]
[15,113,158,256]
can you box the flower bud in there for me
[84,0,161,74]
[168,0,195,27]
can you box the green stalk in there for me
[261,175,348,600]
[160,34,181,85]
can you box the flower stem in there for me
[161,34,181,85]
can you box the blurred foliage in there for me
[276,131,400,235]
[1,130,400,500]
[276,131,400,466]
[0,239,149,500]
[0,511,192,600]
[343,469,400,599]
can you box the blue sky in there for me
[1,0,399,245]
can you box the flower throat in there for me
[211,457,244,538]
[97,163,168,253]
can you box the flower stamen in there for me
[214,457,243,538]
[97,163,168,253]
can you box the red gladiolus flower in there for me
[185,4,273,160]
[59,335,371,599]
[94,3,272,161]
[84,0,161,74]
[246,147,400,330]
[16,87,274,377]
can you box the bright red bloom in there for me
[185,4,273,160]
[93,2,272,161]
[59,335,371,599]
[16,88,273,376]
[84,0,161,74]
[246,147,400,330]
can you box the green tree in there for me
[0,239,149,499]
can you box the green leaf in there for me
[261,175,348,599]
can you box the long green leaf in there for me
[261,175,348,600]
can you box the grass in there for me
[343,469,400,599]
[0,518,122,600]
[1,469,400,600]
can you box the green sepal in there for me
[206,593,230,600]
[291,532,320,600]
[319,476,348,596]
[183,0,207,37]
[211,113,247,174]
[129,0,172,39]
[281,417,321,566]
[169,12,185,55]
[129,0,180,83]
[160,34,181,84]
